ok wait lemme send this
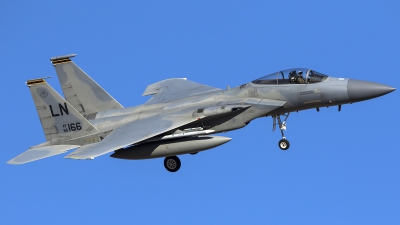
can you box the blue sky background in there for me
[1,1,399,224]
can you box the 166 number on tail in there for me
[63,122,82,132]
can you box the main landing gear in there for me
[164,156,181,172]
[272,113,291,150]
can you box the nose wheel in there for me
[278,139,290,150]
[272,113,291,150]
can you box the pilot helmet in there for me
[297,71,303,76]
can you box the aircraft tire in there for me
[164,156,181,172]
[278,139,290,150]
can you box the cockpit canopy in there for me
[252,68,328,85]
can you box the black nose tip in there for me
[347,79,396,102]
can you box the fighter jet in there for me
[7,54,396,172]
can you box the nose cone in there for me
[347,79,396,102]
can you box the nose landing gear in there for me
[278,139,290,150]
[272,113,290,150]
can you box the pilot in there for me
[296,71,305,84]
[289,70,297,84]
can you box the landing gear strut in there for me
[164,156,181,172]
[272,113,290,150]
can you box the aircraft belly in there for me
[110,136,231,159]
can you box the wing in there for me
[65,111,200,160]
[7,145,80,165]
[143,78,221,105]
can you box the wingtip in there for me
[6,160,19,165]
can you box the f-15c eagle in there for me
[7,54,395,172]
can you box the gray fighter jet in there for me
[7,54,396,172]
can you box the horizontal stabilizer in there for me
[7,145,79,165]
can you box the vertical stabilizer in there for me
[27,78,99,141]
[50,54,123,119]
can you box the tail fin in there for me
[27,78,99,141]
[50,54,123,119]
